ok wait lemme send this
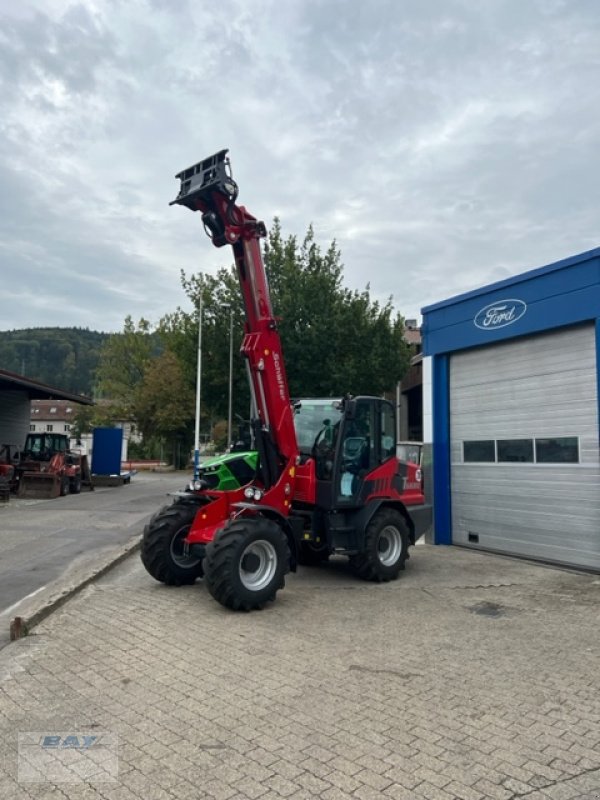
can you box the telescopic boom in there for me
[171,150,298,491]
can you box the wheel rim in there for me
[377,525,403,567]
[239,539,277,591]
[169,526,201,568]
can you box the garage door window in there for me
[497,439,534,463]
[463,437,580,464]
[463,440,495,462]
[535,437,579,463]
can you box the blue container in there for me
[91,427,123,475]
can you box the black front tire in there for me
[69,475,82,494]
[204,517,290,610]
[350,508,409,582]
[60,476,69,497]
[141,502,204,585]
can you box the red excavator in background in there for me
[13,433,83,499]
[141,150,431,610]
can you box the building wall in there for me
[30,399,76,435]
[0,391,30,449]
[423,248,600,355]
[422,247,600,563]
[30,421,72,434]
[449,324,599,568]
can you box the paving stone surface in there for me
[0,543,599,799]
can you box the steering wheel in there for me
[312,426,332,456]
[312,427,335,479]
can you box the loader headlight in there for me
[243,486,264,502]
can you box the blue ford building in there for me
[421,247,600,570]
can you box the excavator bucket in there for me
[18,471,61,499]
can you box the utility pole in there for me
[193,276,203,481]
[224,304,234,450]
[396,381,401,446]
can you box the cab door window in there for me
[380,402,396,462]
[338,400,375,500]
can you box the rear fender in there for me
[346,500,417,547]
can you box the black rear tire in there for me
[141,502,204,585]
[204,517,290,610]
[350,508,409,582]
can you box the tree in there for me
[262,220,411,397]
[162,219,412,412]
[94,318,197,463]
[0,327,108,395]
[95,219,412,457]
[95,316,156,418]
[70,403,114,440]
[159,270,249,442]
[135,350,195,466]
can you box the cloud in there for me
[0,0,598,332]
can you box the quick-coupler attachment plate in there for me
[170,149,237,210]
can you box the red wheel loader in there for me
[16,433,83,499]
[141,150,431,610]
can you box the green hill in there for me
[0,327,109,396]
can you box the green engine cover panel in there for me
[198,451,258,491]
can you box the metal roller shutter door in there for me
[450,324,600,570]
[0,391,30,450]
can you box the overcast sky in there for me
[0,0,598,333]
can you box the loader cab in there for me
[23,433,68,461]
[295,396,396,509]
[334,397,396,506]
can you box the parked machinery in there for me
[0,444,16,502]
[16,433,83,499]
[141,150,431,610]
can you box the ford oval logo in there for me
[474,298,527,330]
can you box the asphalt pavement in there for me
[0,471,188,648]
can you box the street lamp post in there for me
[193,277,204,481]
[221,303,234,450]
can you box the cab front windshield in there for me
[293,398,343,456]
[24,434,67,455]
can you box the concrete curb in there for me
[9,534,142,641]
